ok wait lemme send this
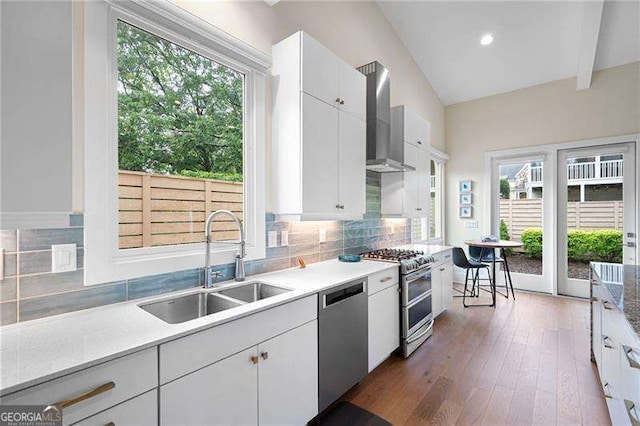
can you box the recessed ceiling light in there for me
[480,34,494,46]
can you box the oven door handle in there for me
[407,319,434,344]
[404,268,432,284]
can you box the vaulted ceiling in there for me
[377,1,640,105]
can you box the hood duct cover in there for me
[356,61,414,173]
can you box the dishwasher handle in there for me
[322,281,366,309]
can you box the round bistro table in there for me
[464,240,523,307]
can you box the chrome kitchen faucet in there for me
[205,210,246,287]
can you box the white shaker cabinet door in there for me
[160,346,259,426]
[417,148,430,217]
[258,320,318,426]
[338,110,366,217]
[301,93,339,214]
[403,142,421,217]
[431,267,443,318]
[442,261,453,311]
[368,285,400,372]
[337,59,366,121]
[301,33,338,107]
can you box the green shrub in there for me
[179,170,243,182]
[500,220,512,255]
[500,220,510,241]
[520,227,622,263]
[521,228,543,258]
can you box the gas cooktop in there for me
[361,248,435,274]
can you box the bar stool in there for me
[468,246,515,299]
[452,247,494,308]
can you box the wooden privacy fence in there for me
[500,199,624,241]
[119,171,244,249]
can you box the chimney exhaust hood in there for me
[356,61,415,173]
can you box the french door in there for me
[557,142,637,298]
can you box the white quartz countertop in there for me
[0,258,404,396]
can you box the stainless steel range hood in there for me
[357,61,415,173]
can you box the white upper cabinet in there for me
[338,110,367,216]
[272,31,366,220]
[381,106,431,218]
[338,59,367,121]
[301,33,338,108]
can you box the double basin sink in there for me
[139,282,291,324]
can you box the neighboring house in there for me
[501,155,623,201]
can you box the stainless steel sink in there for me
[139,292,242,324]
[218,282,290,303]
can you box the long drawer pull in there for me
[603,300,614,310]
[625,400,640,426]
[603,382,613,398]
[380,276,393,283]
[51,382,115,409]
[603,335,614,349]
[623,345,640,369]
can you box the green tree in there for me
[500,178,510,199]
[117,21,243,180]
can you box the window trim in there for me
[428,147,448,244]
[84,0,269,285]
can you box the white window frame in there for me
[429,147,448,244]
[412,147,448,244]
[84,0,270,285]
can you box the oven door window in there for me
[407,293,432,335]
[405,270,432,304]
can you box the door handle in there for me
[622,345,640,369]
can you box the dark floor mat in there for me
[314,401,392,426]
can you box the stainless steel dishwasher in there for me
[318,278,368,412]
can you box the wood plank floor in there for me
[342,286,611,425]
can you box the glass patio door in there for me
[557,143,637,298]
[492,156,553,294]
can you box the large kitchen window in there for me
[84,1,267,284]
[117,21,244,250]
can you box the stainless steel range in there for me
[361,248,436,357]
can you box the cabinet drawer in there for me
[432,250,452,266]
[2,348,157,425]
[74,389,157,426]
[160,295,317,384]
[368,268,399,295]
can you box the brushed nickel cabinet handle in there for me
[625,400,640,426]
[591,296,599,302]
[603,335,614,349]
[335,97,341,103]
[623,345,640,369]
[340,99,345,105]
[380,276,393,283]
[603,300,614,310]
[251,355,259,364]
[603,382,613,398]
[417,140,422,145]
[261,351,269,360]
[50,382,115,409]
[336,204,341,209]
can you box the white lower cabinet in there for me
[74,389,157,426]
[2,348,158,426]
[432,258,453,318]
[161,346,259,426]
[160,320,318,426]
[368,283,400,372]
[258,320,318,425]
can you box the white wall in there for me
[445,61,640,248]
[0,1,73,218]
